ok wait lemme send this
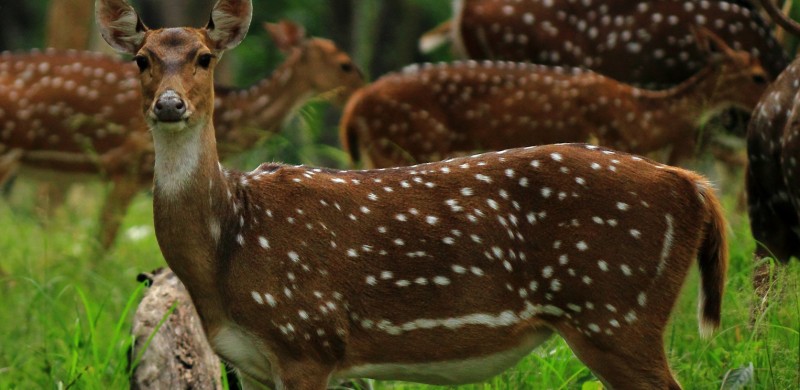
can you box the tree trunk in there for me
[45,0,94,49]
[129,268,373,389]
[129,268,223,390]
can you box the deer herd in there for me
[0,0,798,388]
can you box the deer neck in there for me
[151,116,234,326]
[629,64,721,124]
[216,51,315,142]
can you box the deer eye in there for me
[198,53,214,69]
[134,55,149,72]
[340,62,353,73]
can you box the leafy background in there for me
[0,1,798,389]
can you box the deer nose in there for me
[153,90,186,122]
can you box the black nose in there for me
[154,90,186,122]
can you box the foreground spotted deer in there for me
[342,29,768,168]
[747,0,800,311]
[98,0,729,388]
[421,0,787,87]
[0,21,362,249]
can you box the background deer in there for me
[98,0,728,388]
[341,29,768,169]
[747,0,800,312]
[421,0,787,87]
[0,20,363,250]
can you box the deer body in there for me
[0,23,362,249]
[98,0,728,388]
[424,0,786,87]
[342,48,766,168]
[163,138,727,389]
[746,1,800,306]
[0,49,150,177]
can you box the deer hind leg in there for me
[0,149,23,188]
[751,248,791,326]
[557,326,680,390]
[97,175,142,251]
[273,362,333,390]
[35,182,70,220]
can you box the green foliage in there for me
[1,178,798,389]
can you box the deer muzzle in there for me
[153,90,187,122]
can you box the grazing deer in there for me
[342,29,768,169]
[97,0,729,388]
[421,0,786,87]
[747,0,800,311]
[0,21,363,250]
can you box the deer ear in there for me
[264,20,307,53]
[205,0,253,53]
[95,0,148,54]
[692,26,734,62]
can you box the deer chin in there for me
[148,112,199,134]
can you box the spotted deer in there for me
[421,0,786,87]
[747,0,800,311]
[342,28,768,169]
[97,0,729,388]
[0,21,363,250]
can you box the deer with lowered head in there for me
[342,28,768,169]
[97,0,728,388]
[0,20,363,250]
[421,0,787,87]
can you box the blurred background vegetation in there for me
[1,1,799,389]
[0,0,454,169]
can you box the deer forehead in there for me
[140,28,211,65]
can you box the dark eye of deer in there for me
[134,55,149,72]
[752,74,767,84]
[340,62,353,73]
[198,54,213,69]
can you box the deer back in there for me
[342,47,767,168]
[445,0,785,87]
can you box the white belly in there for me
[336,329,553,385]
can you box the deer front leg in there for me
[97,175,142,251]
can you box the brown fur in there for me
[98,1,729,389]
[426,0,786,86]
[341,32,767,169]
[747,0,800,312]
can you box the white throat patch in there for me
[152,121,205,196]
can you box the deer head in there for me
[265,20,364,105]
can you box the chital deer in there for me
[98,0,729,388]
[747,0,800,310]
[421,0,787,87]
[0,21,362,250]
[342,29,768,169]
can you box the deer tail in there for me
[339,88,367,167]
[694,179,729,338]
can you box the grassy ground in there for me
[0,142,798,390]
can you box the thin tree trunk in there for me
[45,0,94,49]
